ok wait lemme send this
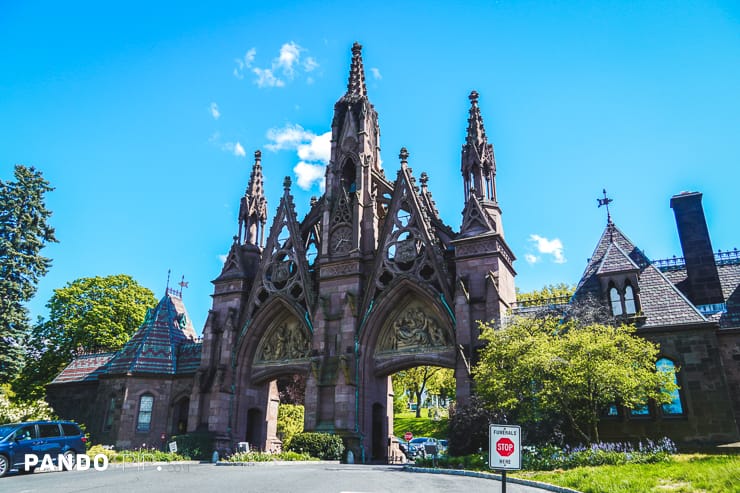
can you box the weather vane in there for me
[597,188,613,224]
[179,275,189,289]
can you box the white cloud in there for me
[210,102,220,120]
[370,67,382,80]
[266,124,331,191]
[265,124,315,151]
[253,67,284,88]
[304,56,318,72]
[297,131,331,163]
[222,141,246,157]
[529,234,566,263]
[234,48,257,79]
[276,42,301,77]
[218,254,228,264]
[294,162,326,191]
[525,254,540,265]
[239,42,319,88]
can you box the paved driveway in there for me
[0,463,559,493]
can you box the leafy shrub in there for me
[87,444,117,461]
[171,431,213,460]
[286,432,344,460]
[0,384,56,424]
[447,396,507,456]
[277,404,304,449]
[226,450,315,462]
[112,449,190,462]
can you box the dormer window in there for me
[608,282,638,316]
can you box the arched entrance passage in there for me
[357,283,457,463]
[171,396,190,435]
[232,299,312,452]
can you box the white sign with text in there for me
[489,424,521,470]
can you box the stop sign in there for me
[496,437,515,457]
[404,432,413,442]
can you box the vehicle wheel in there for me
[62,450,76,471]
[0,454,8,478]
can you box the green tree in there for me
[0,165,57,384]
[394,366,444,418]
[15,274,156,398]
[426,367,456,405]
[0,384,56,424]
[392,374,407,414]
[516,283,575,302]
[474,315,676,443]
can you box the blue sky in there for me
[2,1,739,334]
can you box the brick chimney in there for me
[670,192,724,306]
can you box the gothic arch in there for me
[359,279,456,376]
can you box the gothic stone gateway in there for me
[48,43,740,455]
[187,43,516,460]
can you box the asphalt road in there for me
[0,463,555,493]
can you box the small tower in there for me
[238,150,268,247]
[452,91,516,404]
[324,42,383,255]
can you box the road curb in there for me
[216,460,340,467]
[404,466,582,493]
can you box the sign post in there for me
[404,431,413,454]
[489,424,521,493]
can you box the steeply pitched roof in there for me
[50,352,116,384]
[106,292,198,375]
[574,222,707,328]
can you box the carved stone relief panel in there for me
[256,318,310,363]
[376,302,452,354]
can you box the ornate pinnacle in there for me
[283,176,292,191]
[254,149,262,162]
[344,42,367,99]
[399,147,409,165]
[420,172,429,191]
[469,90,479,103]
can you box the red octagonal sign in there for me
[496,437,515,457]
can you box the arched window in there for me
[624,284,637,314]
[656,358,683,415]
[609,286,623,316]
[137,394,154,432]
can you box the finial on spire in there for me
[399,147,409,165]
[166,269,171,291]
[598,188,614,225]
[344,42,367,100]
[254,149,262,162]
[469,90,479,103]
[283,176,292,191]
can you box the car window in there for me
[15,425,37,440]
[61,423,81,436]
[38,423,62,438]
[0,425,16,440]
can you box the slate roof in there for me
[574,222,708,328]
[660,262,740,329]
[50,352,116,384]
[103,292,199,375]
[176,342,203,374]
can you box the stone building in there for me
[187,42,515,461]
[48,43,740,457]
[47,289,201,448]
[569,192,740,443]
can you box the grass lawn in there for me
[393,412,448,439]
[513,454,740,493]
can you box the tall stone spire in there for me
[461,90,496,203]
[342,42,367,102]
[238,150,268,247]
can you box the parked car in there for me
[407,437,439,459]
[0,421,87,478]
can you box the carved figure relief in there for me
[257,321,310,362]
[377,304,451,353]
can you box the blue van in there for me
[0,421,87,477]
